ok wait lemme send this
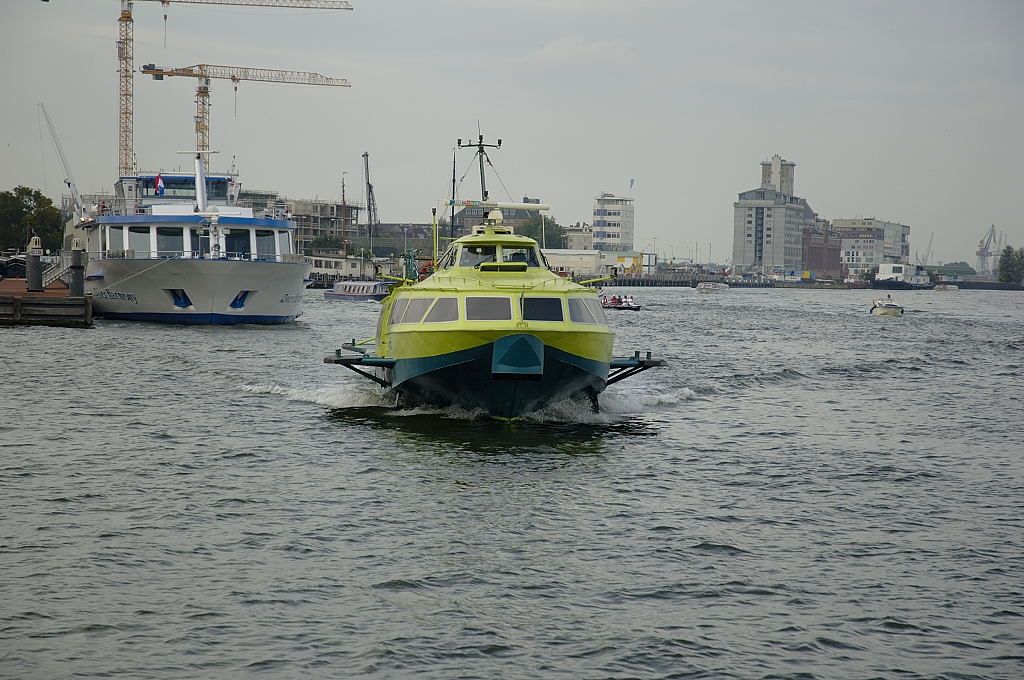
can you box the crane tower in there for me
[80,0,353,176]
[141,64,349,153]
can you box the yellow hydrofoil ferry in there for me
[325,201,663,419]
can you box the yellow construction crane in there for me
[141,63,350,152]
[44,0,353,176]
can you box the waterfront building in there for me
[563,222,594,250]
[839,227,885,276]
[832,218,910,263]
[593,193,635,252]
[450,196,544,237]
[802,226,843,279]
[239,189,361,255]
[543,249,643,278]
[732,156,818,275]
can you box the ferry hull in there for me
[387,339,609,419]
[872,280,933,291]
[86,258,310,324]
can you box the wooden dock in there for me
[0,278,92,328]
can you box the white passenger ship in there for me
[64,154,310,324]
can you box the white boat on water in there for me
[697,281,730,293]
[324,280,391,301]
[870,296,904,316]
[933,283,959,291]
[63,153,310,324]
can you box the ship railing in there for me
[91,250,302,263]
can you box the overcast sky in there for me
[2,0,1021,263]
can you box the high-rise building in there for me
[732,156,817,275]
[592,193,634,251]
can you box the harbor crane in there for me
[975,224,999,277]
[362,151,380,257]
[141,63,350,153]
[38,103,87,222]
[42,0,353,177]
[915,231,934,267]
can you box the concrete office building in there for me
[562,222,594,250]
[732,156,818,275]
[592,193,635,251]
[839,227,886,276]
[832,218,910,263]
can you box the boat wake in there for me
[240,381,698,424]
[239,381,391,409]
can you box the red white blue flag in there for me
[154,174,165,196]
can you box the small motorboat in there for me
[324,280,392,301]
[870,297,904,316]
[933,284,959,291]
[600,295,641,311]
[696,281,729,293]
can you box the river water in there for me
[2,287,1022,679]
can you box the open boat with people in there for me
[62,153,310,324]
[324,136,664,419]
[600,293,641,311]
[870,295,904,316]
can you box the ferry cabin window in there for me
[224,229,251,259]
[389,298,410,326]
[466,297,512,321]
[277,231,291,256]
[128,226,151,257]
[156,227,184,257]
[402,298,433,324]
[108,226,124,251]
[255,230,276,260]
[502,247,539,266]
[143,176,228,200]
[568,298,596,324]
[424,297,458,323]
[522,297,563,321]
[459,245,496,267]
[584,298,607,324]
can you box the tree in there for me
[997,245,1016,282]
[997,245,1024,283]
[310,235,344,250]
[516,213,565,249]
[0,186,64,252]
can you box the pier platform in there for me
[0,278,93,328]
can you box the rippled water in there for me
[2,288,1022,679]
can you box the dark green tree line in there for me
[516,214,565,249]
[997,245,1024,283]
[0,187,63,252]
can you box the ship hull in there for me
[872,279,933,291]
[86,258,310,324]
[385,337,609,419]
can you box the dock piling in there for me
[26,236,43,292]
[70,239,85,297]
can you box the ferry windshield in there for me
[459,245,496,267]
[501,247,539,267]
